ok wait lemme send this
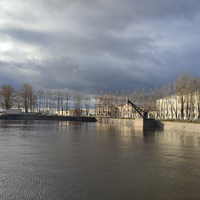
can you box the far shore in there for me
[1,115,200,132]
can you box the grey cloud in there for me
[0,28,54,46]
[34,0,200,20]
[0,0,200,95]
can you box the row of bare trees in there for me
[1,71,200,119]
[0,83,36,113]
[154,72,200,120]
[94,88,159,117]
[0,83,90,116]
[94,71,200,120]
[172,71,200,120]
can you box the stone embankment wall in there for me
[96,117,135,126]
[156,121,200,132]
[0,114,97,122]
[4,115,200,132]
[97,117,200,132]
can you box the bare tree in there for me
[60,90,65,115]
[147,88,153,118]
[140,89,146,112]
[115,90,119,117]
[162,85,168,119]
[20,83,35,113]
[94,95,99,116]
[29,92,37,113]
[45,90,51,112]
[130,90,138,118]
[65,89,72,116]
[120,91,126,117]
[0,84,15,110]
[166,83,174,119]
[73,91,82,116]
[94,91,103,116]
[174,71,190,120]
[99,91,103,115]
[154,86,161,119]
[15,90,23,110]
[195,78,200,120]
[188,77,196,120]
[54,90,62,115]
[84,94,90,116]
[37,89,45,112]
[174,93,179,120]
[107,91,114,116]
[102,91,107,116]
[47,90,55,114]
[125,90,130,118]
[111,90,119,117]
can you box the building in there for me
[96,105,120,117]
[96,103,148,118]
[156,94,200,120]
[68,109,86,116]
[118,104,136,118]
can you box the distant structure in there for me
[156,94,199,120]
[6,109,22,115]
[127,100,148,119]
[96,103,154,118]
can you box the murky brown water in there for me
[0,120,200,200]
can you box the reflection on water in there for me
[0,120,200,200]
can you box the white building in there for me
[156,94,200,120]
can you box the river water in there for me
[0,120,200,200]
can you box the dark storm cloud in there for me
[1,0,200,94]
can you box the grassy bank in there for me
[159,120,200,124]
[95,116,135,120]
[96,117,200,124]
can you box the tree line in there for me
[94,71,200,120]
[0,83,90,116]
[1,71,200,119]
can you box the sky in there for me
[1,0,200,94]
